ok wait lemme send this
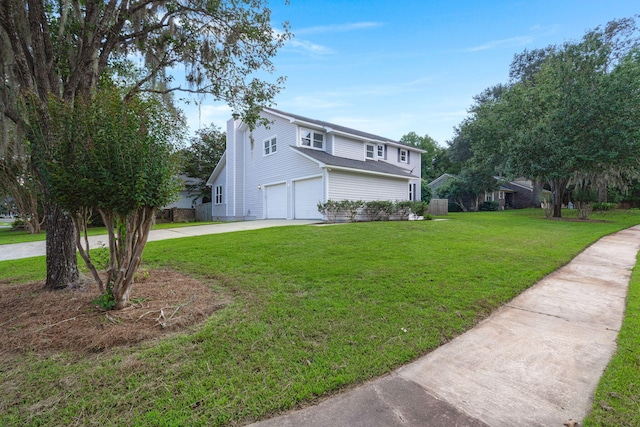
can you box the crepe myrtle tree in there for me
[37,85,183,309]
[0,0,291,289]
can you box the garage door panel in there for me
[294,177,323,219]
[265,183,287,219]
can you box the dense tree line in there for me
[436,17,640,217]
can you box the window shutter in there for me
[384,145,387,160]
[397,148,401,162]
[407,150,411,163]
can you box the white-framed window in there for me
[264,136,277,156]
[215,185,223,205]
[485,192,494,202]
[400,149,408,163]
[499,191,505,199]
[300,128,324,149]
[377,144,384,158]
[365,143,375,159]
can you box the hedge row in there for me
[317,200,430,223]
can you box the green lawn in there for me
[0,221,219,245]
[1,209,639,426]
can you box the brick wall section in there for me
[158,208,196,223]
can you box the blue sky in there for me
[181,0,639,146]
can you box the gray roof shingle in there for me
[264,108,418,149]
[291,146,418,178]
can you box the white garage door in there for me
[294,177,323,219]
[265,183,287,218]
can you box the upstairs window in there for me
[264,136,277,156]
[365,144,375,159]
[377,144,384,158]
[300,128,324,149]
[399,149,408,163]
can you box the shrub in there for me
[317,200,341,223]
[541,193,553,219]
[339,200,364,222]
[480,201,499,211]
[593,202,618,211]
[92,282,116,311]
[394,200,413,220]
[11,218,27,231]
[410,201,429,217]
[573,187,598,219]
[362,200,394,221]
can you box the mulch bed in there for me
[0,269,226,356]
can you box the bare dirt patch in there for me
[0,269,226,356]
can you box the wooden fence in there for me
[195,202,213,222]
[428,199,448,216]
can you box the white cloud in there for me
[288,39,335,55]
[466,35,534,52]
[295,22,384,35]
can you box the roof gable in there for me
[206,151,226,187]
[428,173,456,188]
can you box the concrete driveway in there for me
[0,220,318,261]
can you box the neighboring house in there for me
[428,173,456,199]
[429,174,547,210]
[206,108,424,220]
[163,174,206,210]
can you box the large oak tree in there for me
[466,18,640,218]
[0,0,291,289]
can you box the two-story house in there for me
[206,108,423,220]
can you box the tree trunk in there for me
[598,184,607,203]
[44,200,79,289]
[550,178,569,218]
[455,197,467,212]
[111,206,155,309]
[531,180,543,208]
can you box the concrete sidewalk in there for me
[0,220,318,261]
[249,225,640,427]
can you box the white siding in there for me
[211,164,227,218]
[332,135,365,161]
[328,170,409,201]
[164,191,198,209]
[326,134,335,155]
[240,111,322,219]
[386,146,422,180]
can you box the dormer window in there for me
[377,144,384,158]
[300,128,324,149]
[399,149,408,163]
[365,144,375,159]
